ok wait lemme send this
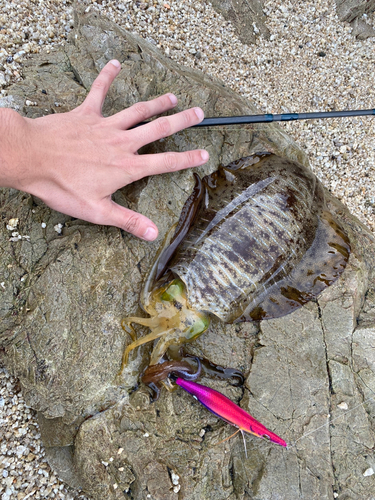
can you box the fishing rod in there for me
[133,108,375,129]
[191,108,375,127]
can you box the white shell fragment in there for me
[363,468,374,477]
[8,229,31,242]
[337,402,349,410]
[171,472,180,486]
[6,218,19,231]
[10,232,22,242]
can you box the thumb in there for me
[99,198,159,241]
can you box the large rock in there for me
[208,0,375,42]
[336,0,375,39]
[209,0,269,44]
[1,11,375,500]
[336,0,375,22]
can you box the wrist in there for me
[0,108,33,191]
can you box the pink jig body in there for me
[175,377,287,448]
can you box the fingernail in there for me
[168,93,178,106]
[143,227,158,241]
[200,150,209,162]
[194,107,204,121]
[109,59,121,68]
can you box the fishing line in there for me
[288,394,375,448]
[216,428,250,458]
[216,394,375,453]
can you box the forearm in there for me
[0,108,31,190]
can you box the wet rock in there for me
[1,10,374,500]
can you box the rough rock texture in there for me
[1,11,375,500]
[336,0,375,38]
[209,0,375,43]
[208,0,269,45]
[336,0,375,22]
[350,16,375,39]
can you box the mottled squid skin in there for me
[120,153,351,373]
[167,152,350,323]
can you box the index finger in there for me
[79,60,122,115]
[127,107,204,148]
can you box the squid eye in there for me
[161,279,186,302]
[185,314,210,340]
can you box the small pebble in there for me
[6,218,19,230]
[363,467,374,477]
[337,402,348,410]
[0,72,7,86]
[171,471,179,485]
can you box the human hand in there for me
[3,60,208,240]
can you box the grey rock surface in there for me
[208,0,269,45]
[336,0,375,39]
[350,17,375,39]
[208,0,375,43]
[1,10,375,500]
[336,0,375,23]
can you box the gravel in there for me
[0,366,88,500]
[1,0,374,498]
